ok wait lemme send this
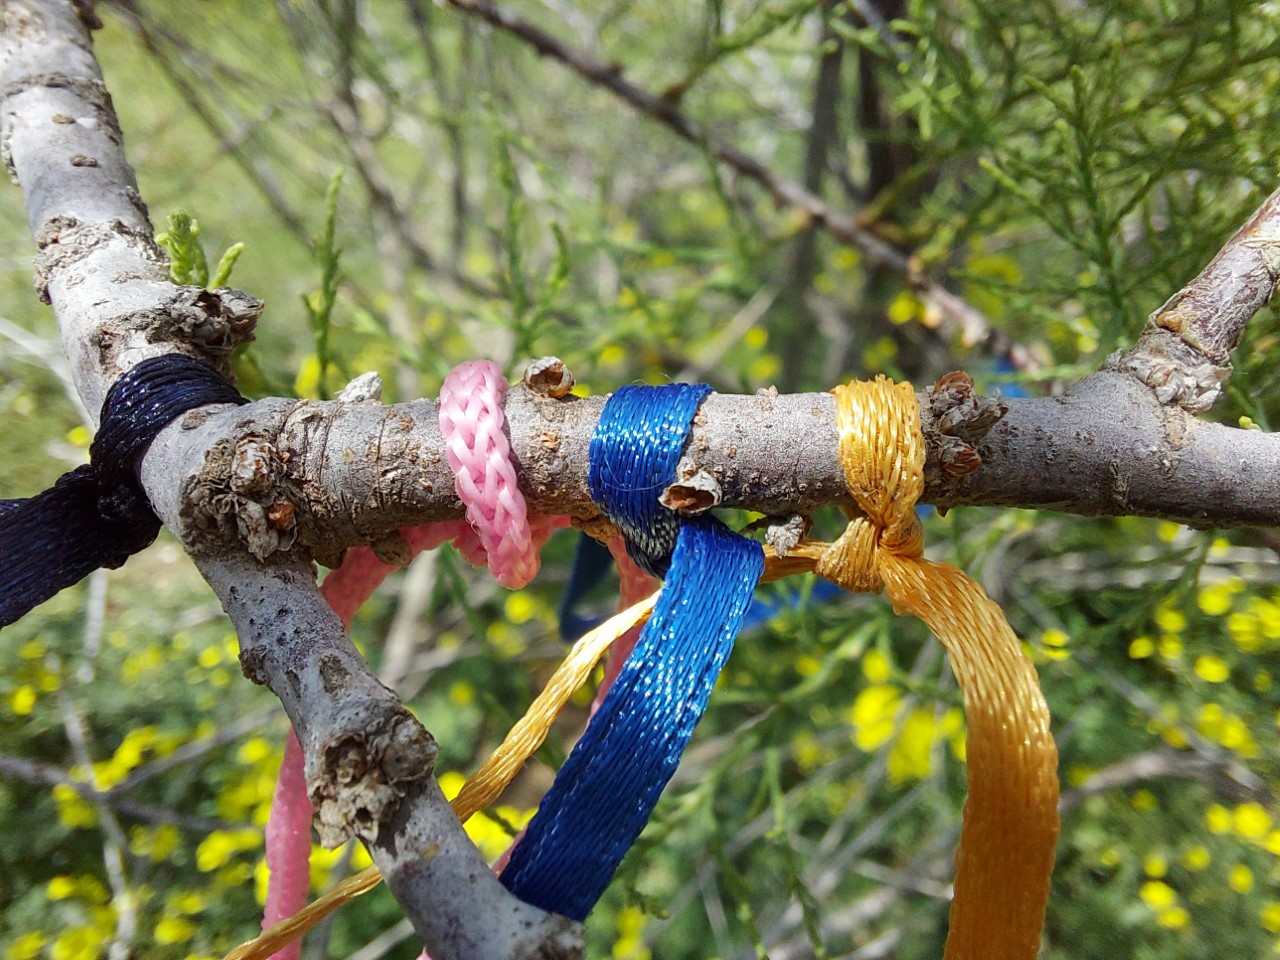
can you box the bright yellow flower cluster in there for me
[129,823,182,862]
[49,726,189,833]
[1204,802,1280,853]
[1037,628,1071,662]
[438,771,535,861]
[6,932,45,960]
[216,737,283,827]
[612,904,652,960]
[1227,593,1280,653]
[1140,879,1188,929]
[49,926,111,960]
[5,641,63,716]
[846,650,966,784]
[75,726,184,791]
[1189,799,1280,944]
[1197,704,1260,758]
[50,728,185,829]
[52,784,98,830]
[196,828,263,873]
[32,875,118,960]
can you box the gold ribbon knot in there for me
[812,377,926,593]
[799,376,1060,960]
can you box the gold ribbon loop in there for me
[813,375,1059,960]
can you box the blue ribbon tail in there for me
[501,516,764,919]
[557,533,616,642]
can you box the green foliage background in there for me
[1,2,1279,959]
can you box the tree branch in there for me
[140,367,1280,579]
[0,752,239,832]
[0,4,579,958]
[1107,185,1280,414]
[1058,747,1271,816]
[437,0,1011,360]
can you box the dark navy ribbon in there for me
[0,355,246,627]
[556,534,614,642]
[502,383,764,920]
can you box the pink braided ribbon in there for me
[263,362,570,957]
[439,360,559,589]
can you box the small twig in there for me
[0,315,93,424]
[1108,185,1280,413]
[77,567,106,681]
[440,0,1007,359]
[0,752,241,833]
[1059,747,1272,815]
[379,550,439,689]
[1076,649,1267,801]
[113,707,277,795]
[110,0,310,241]
[58,690,138,960]
[675,285,778,383]
[346,918,415,960]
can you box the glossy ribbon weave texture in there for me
[501,383,764,920]
[586,382,712,577]
[0,355,246,627]
[439,360,560,588]
[809,376,1059,960]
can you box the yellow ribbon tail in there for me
[880,554,1059,960]
[222,591,659,960]
[814,375,1059,960]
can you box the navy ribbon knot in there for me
[502,383,764,920]
[0,354,246,628]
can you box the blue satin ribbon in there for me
[502,383,764,920]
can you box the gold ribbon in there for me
[789,377,1059,959]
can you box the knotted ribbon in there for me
[0,355,246,628]
[785,376,1059,960]
[439,359,562,588]
[499,383,764,920]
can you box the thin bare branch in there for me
[1059,747,1271,815]
[0,752,240,832]
[109,0,311,241]
[58,691,137,960]
[1108,186,1280,413]
[113,707,277,794]
[778,3,846,389]
[438,0,1009,359]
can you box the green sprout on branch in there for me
[301,170,346,399]
[156,210,244,288]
